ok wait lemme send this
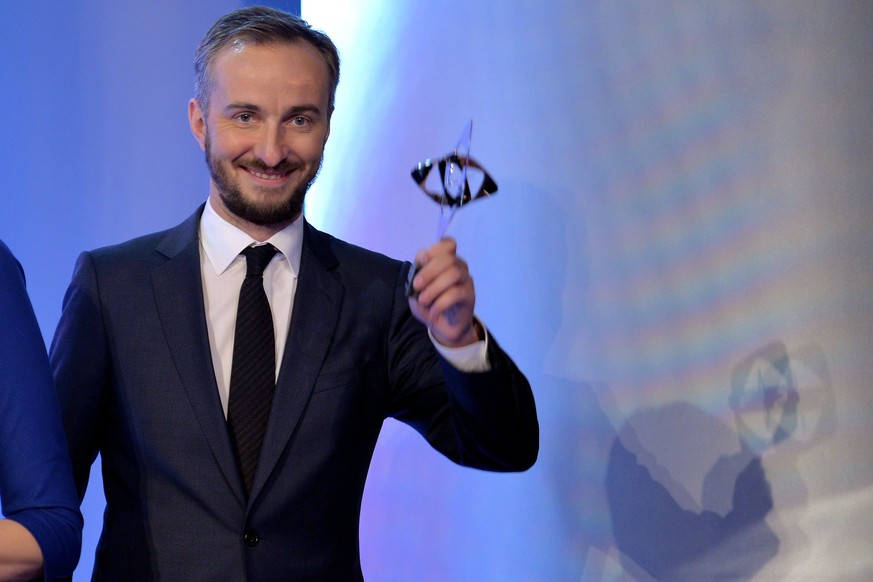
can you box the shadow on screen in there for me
[606,403,779,580]
[603,339,836,580]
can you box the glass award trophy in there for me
[406,120,498,297]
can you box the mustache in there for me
[237,157,298,174]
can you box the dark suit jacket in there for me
[50,206,538,581]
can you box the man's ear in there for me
[323,107,332,146]
[188,98,207,150]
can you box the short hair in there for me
[194,6,340,113]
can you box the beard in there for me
[204,134,322,226]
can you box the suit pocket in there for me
[312,363,366,393]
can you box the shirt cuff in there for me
[428,318,491,372]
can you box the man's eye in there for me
[292,116,308,127]
[236,113,254,123]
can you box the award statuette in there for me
[406,120,498,298]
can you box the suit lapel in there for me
[151,206,246,503]
[251,222,343,500]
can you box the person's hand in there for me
[408,238,480,347]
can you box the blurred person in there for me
[51,6,537,580]
[0,239,82,581]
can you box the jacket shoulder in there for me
[85,206,202,267]
[304,221,406,277]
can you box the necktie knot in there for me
[242,244,278,277]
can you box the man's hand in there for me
[408,238,480,348]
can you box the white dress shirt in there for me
[198,200,488,418]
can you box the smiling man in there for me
[51,6,538,580]
[193,40,330,238]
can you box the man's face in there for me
[189,41,331,229]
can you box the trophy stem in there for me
[436,205,457,240]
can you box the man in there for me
[51,6,537,580]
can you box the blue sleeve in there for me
[0,240,83,580]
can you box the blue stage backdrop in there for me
[2,1,872,579]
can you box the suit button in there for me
[243,531,259,547]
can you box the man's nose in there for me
[254,124,287,167]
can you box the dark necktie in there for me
[228,243,279,496]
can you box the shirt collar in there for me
[199,199,303,277]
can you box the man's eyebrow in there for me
[222,102,324,116]
[223,101,262,114]
[284,103,323,117]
